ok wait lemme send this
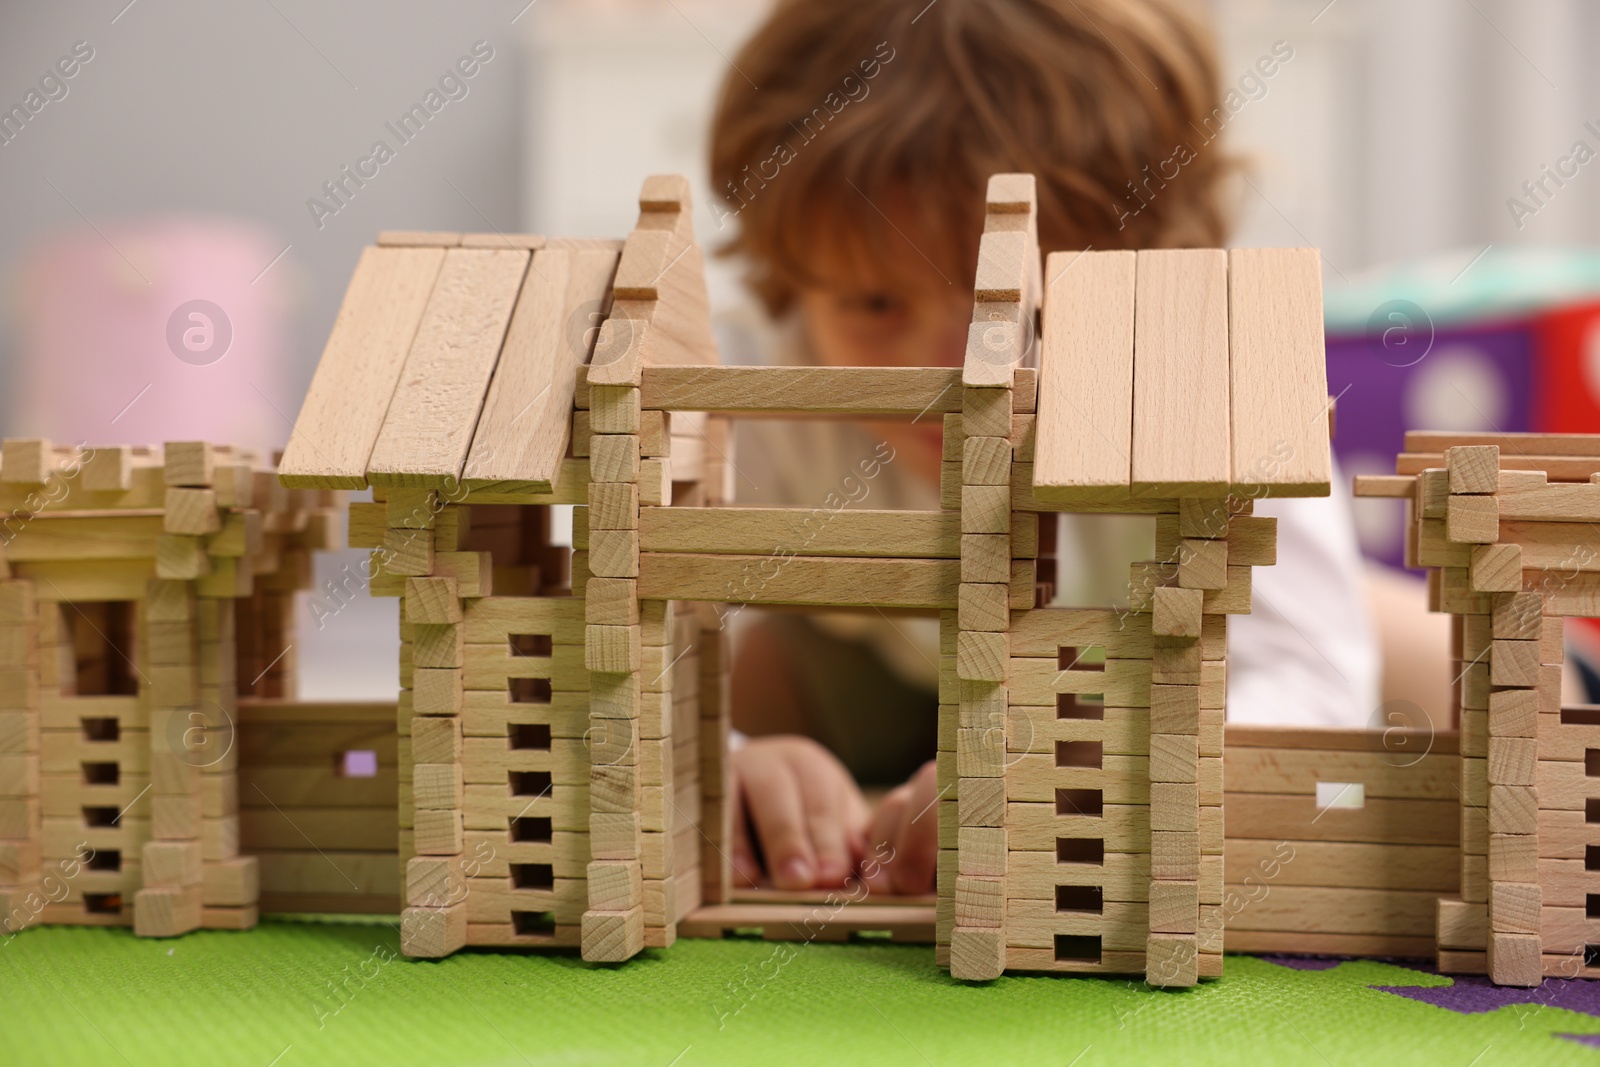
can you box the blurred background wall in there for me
[1,0,1597,694]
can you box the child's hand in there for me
[862,760,940,895]
[730,735,871,890]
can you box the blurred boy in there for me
[707,0,1379,894]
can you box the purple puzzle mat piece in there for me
[1373,975,1600,1018]
[1560,1033,1600,1049]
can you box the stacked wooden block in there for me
[1357,432,1600,983]
[0,439,335,936]
[0,579,40,935]
[238,701,397,914]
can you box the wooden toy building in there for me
[277,173,1331,986]
[0,441,339,937]
[1356,433,1600,986]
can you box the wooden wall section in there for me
[1221,725,1460,958]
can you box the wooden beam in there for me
[638,507,960,558]
[639,366,964,416]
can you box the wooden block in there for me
[956,631,1007,684]
[202,856,258,907]
[1150,733,1199,783]
[961,485,1011,535]
[589,434,641,484]
[949,926,1005,980]
[1487,736,1536,786]
[1438,896,1488,950]
[413,809,465,855]
[151,793,204,840]
[1487,931,1542,987]
[959,777,1006,827]
[1151,782,1199,833]
[1492,592,1544,640]
[1,438,53,484]
[1152,644,1203,685]
[1176,539,1228,590]
[1489,832,1538,882]
[1447,495,1499,544]
[1132,249,1229,496]
[1470,544,1522,593]
[163,441,215,487]
[401,903,467,957]
[1489,881,1540,935]
[413,623,464,670]
[1178,498,1230,539]
[1488,689,1538,738]
[590,385,642,434]
[413,763,464,810]
[1447,445,1500,494]
[589,530,640,579]
[959,583,1009,633]
[383,528,434,577]
[586,624,641,675]
[412,668,463,716]
[581,905,643,961]
[133,884,202,937]
[143,840,203,888]
[961,535,1011,584]
[405,577,460,624]
[155,534,207,580]
[1488,785,1537,835]
[958,826,1006,877]
[1146,933,1198,987]
[412,715,462,764]
[954,875,1003,927]
[1149,880,1199,934]
[1152,831,1200,880]
[588,482,639,531]
[81,447,132,491]
[1152,586,1202,639]
[962,437,1012,486]
[1150,684,1200,735]
[1491,640,1540,687]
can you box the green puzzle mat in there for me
[3,918,1600,1066]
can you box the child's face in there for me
[796,251,969,489]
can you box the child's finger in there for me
[729,781,762,888]
[801,775,853,887]
[862,788,907,895]
[744,758,816,889]
[889,765,939,894]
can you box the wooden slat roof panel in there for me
[279,245,447,489]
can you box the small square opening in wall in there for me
[1587,750,1600,778]
[82,806,119,828]
[1058,646,1106,672]
[509,770,553,798]
[83,893,121,915]
[1055,788,1104,817]
[1056,885,1103,914]
[336,750,379,778]
[511,816,553,843]
[509,723,552,751]
[1588,894,1600,920]
[1315,782,1365,810]
[511,863,555,891]
[509,678,553,705]
[1054,934,1101,963]
[1056,838,1104,866]
[1587,845,1600,872]
[1056,740,1102,769]
[86,849,120,872]
[81,762,119,786]
[512,910,556,936]
[1057,693,1105,721]
[1587,944,1600,968]
[509,634,553,658]
[1587,798,1600,825]
[80,717,119,743]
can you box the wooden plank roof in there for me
[279,176,716,492]
[1033,247,1332,502]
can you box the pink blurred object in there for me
[13,218,293,452]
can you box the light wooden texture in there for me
[367,248,531,488]
[1032,250,1135,501]
[638,508,964,559]
[1226,248,1331,495]
[679,902,935,942]
[463,246,621,492]
[638,553,957,609]
[279,246,447,488]
[1131,249,1230,496]
[639,366,964,416]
